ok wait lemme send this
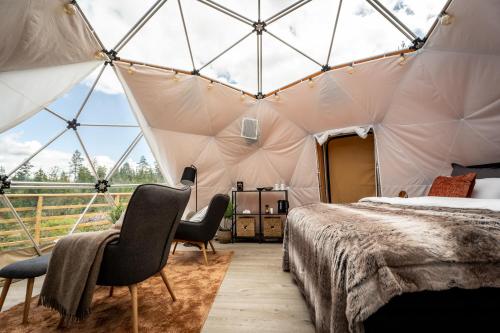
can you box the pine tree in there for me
[59,171,69,182]
[154,162,164,183]
[69,150,84,181]
[77,166,94,182]
[48,166,61,182]
[33,168,48,182]
[137,156,151,182]
[118,162,134,183]
[13,162,33,180]
[96,165,107,179]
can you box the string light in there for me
[63,3,77,15]
[307,78,314,87]
[240,91,246,101]
[274,92,281,100]
[207,80,214,89]
[346,63,355,74]
[127,64,135,75]
[398,53,407,66]
[173,71,180,81]
[440,13,453,25]
[94,51,107,60]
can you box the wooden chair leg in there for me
[200,242,209,265]
[0,278,12,311]
[208,240,216,254]
[159,270,177,301]
[129,284,139,333]
[23,278,35,324]
[172,241,178,255]
[109,286,114,297]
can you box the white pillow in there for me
[189,206,209,222]
[471,178,500,199]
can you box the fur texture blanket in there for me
[283,202,500,333]
[39,228,120,324]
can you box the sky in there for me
[0,0,447,180]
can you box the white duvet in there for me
[360,196,500,212]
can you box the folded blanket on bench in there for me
[39,228,120,324]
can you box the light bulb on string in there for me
[94,51,107,61]
[173,71,180,81]
[63,3,77,15]
[127,64,135,75]
[440,13,453,25]
[207,80,214,89]
[398,53,407,66]
[274,92,281,100]
[240,91,246,101]
[346,63,355,74]
[307,78,314,87]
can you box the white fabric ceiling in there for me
[0,0,101,72]
[0,0,102,133]
[115,0,500,209]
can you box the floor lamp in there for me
[180,165,197,211]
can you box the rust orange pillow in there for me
[428,172,477,197]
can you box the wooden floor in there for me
[202,242,314,332]
[1,242,314,332]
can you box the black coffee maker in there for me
[277,200,289,214]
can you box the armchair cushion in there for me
[0,254,50,279]
[189,206,208,223]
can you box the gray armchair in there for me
[96,184,190,333]
[172,194,229,265]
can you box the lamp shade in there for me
[180,166,196,186]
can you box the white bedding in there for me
[360,196,500,212]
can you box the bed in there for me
[283,197,500,333]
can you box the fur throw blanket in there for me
[39,228,120,324]
[283,202,500,333]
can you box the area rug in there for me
[0,250,233,332]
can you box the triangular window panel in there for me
[48,65,107,120]
[201,32,257,94]
[119,0,193,71]
[71,194,114,235]
[0,111,68,178]
[182,0,253,70]
[262,32,319,93]
[330,0,412,66]
[265,0,341,67]
[108,137,165,189]
[14,130,87,183]
[0,197,32,251]
[78,0,159,50]
[261,0,298,22]
[378,0,448,38]
[77,126,142,176]
[77,66,138,126]
[209,0,258,21]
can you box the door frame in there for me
[319,130,380,203]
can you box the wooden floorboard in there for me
[202,242,315,332]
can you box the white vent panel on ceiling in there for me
[241,117,259,141]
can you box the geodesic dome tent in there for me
[1,0,500,255]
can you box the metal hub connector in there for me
[66,118,81,130]
[253,21,266,34]
[0,175,11,194]
[95,179,110,193]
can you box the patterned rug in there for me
[0,250,233,332]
